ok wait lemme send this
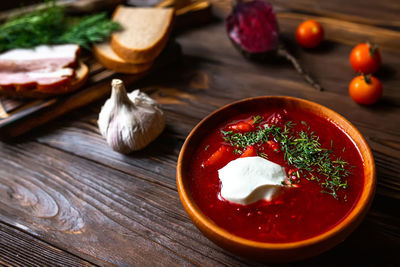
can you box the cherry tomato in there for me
[350,42,381,74]
[296,20,324,48]
[349,75,382,105]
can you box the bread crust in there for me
[93,44,153,74]
[110,6,174,64]
[0,61,89,98]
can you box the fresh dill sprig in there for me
[58,13,120,50]
[0,1,64,51]
[221,118,352,199]
[0,0,119,52]
[252,115,263,125]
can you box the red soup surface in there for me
[188,107,364,243]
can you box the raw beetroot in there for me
[226,0,322,91]
[226,1,279,54]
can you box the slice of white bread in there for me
[93,42,153,74]
[110,6,174,64]
[0,61,89,98]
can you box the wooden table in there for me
[0,0,399,266]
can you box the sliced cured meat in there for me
[0,44,80,89]
[0,61,89,98]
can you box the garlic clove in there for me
[98,79,165,153]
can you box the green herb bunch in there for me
[0,0,120,52]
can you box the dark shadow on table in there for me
[376,64,397,81]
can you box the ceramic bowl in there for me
[176,96,375,262]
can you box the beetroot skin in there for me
[225,0,322,91]
[226,1,279,54]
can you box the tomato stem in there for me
[363,74,371,84]
[367,42,378,57]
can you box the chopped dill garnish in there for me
[285,121,296,129]
[252,115,263,125]
[342,147,346,152]
[258,152,268,159]
[221,117,352,199]
[204,145,210,151]
[221,130,233,136]
[233,149,242,155]
[301,120,311,130]
[221,128,270,148]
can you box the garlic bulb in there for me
[98,79,165,153]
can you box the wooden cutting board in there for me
[0,42,182,139]
[0,0,212,139]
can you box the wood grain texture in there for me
[31,50,399,266]
[0,221,94,267]
[0,0,399,266]
[277,12,400,54]
[269,0,400,27]
[32,101,400,266]
[212,0,400,54]
[0,140,198,266]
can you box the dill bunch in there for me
[0,1,119,52]
[59,13,120,50]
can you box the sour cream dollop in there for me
[218,156,286,205]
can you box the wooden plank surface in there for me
[0,221,94,267]
[269,0,400,27]
[0,0,399,266]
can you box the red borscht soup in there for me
[187,106,364,243]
